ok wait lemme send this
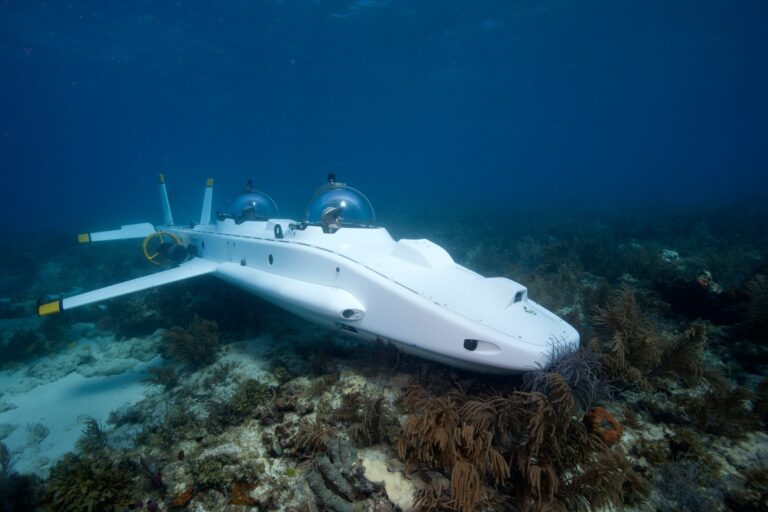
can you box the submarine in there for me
[38,174,580,373]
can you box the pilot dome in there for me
[229,190,278,223]
[305,179,375,228]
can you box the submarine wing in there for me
[38,258,218,316]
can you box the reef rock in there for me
[305,437,378,512]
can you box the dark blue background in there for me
[1,0,767,233]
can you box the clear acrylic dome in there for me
[229,191,278,222]
[305,182,375,228]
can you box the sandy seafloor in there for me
[0,319,159,475]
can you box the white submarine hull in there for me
[168,218,579,373]
[38,177,579,373]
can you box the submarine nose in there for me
[560,321,581,349]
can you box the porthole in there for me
[339,308,363,321]
[463,339,478,351]
[268,254,274,265]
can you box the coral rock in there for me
[306,437,376,512]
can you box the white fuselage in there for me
[165,218,579,373]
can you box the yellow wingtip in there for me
[38,300,61,316]
[77,233,91,243]
[206,178,214,187]
[158,173,166,184]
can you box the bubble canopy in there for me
[305,181,375,228]
[229,191,279,223]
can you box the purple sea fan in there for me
[523,339,613,410]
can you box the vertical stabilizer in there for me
[199,178,214,225]
[158,173,174,226]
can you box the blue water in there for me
[1,1,767,233]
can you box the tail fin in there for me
[158,173,174,226]
[199,178,214,225]
[77,223,155,243]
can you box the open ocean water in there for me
[1,1,768,511]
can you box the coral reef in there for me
[305,437,377,512]
[294,418,333,458]
[589,285,709,391]
[397,379,647,511]
[0,329,46,365]
[4,204,768,511]
[160,315,221,369]
[205,378,275,434]
[143,365,180,390]
[45,453,137,512]
[96,293,167,339]
[324,390,399,447]
[76,417,108,454]
[589,285,662,390]
[744,274,768,339]
[189,452,262,490]
[523,342,610,409]
[756,378,768,427]
[655,461,722,511]
[652,323,708,386]
[0,442,43,512]
[229,378,275,418]
[725,461,768,511]
[683,376,761,440]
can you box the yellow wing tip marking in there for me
[206,178,214,187]
[77,233,91,243]
[158,173,166,183]
[38,300,62,316]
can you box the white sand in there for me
[0,324,160,476]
